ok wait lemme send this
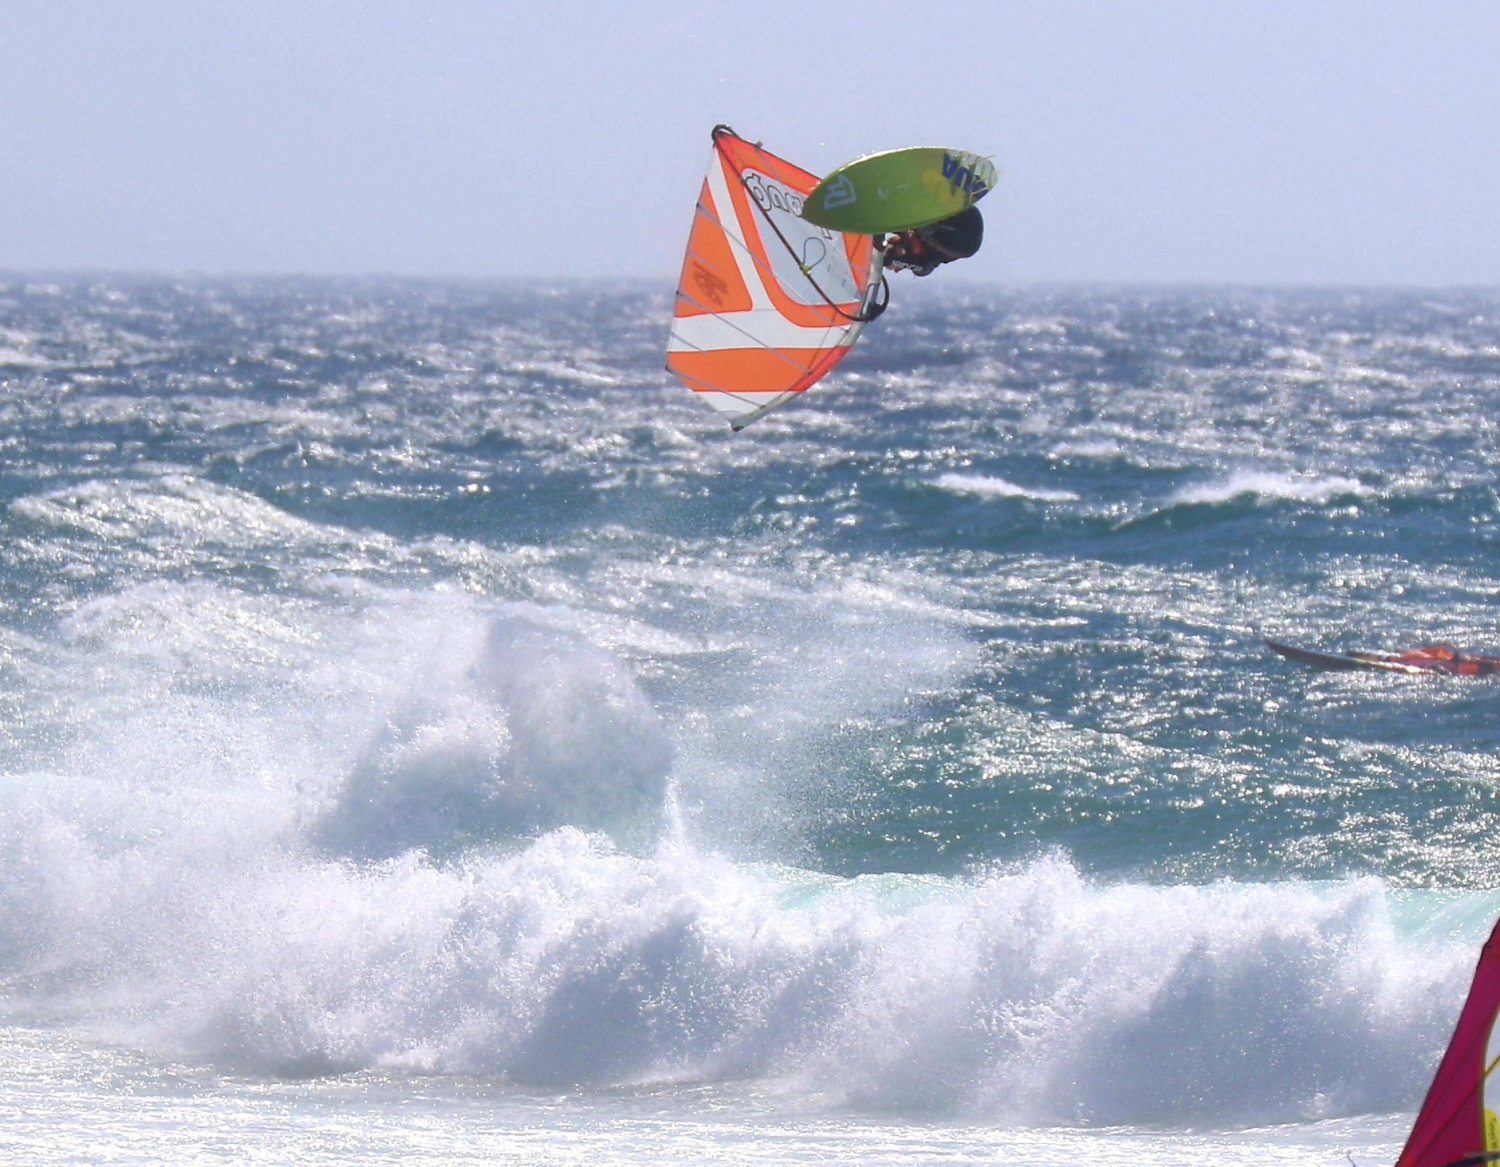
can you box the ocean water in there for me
[2,275,1500,1164]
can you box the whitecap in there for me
[934,472,1079,504]
[1166,468,1367,508]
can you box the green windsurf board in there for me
[802,146,996,235]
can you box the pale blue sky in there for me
[5,1,1500,285]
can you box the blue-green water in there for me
[2,276,1499,1163]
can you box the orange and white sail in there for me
[667,126,886,431]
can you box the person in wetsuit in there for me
[881,204,984,276]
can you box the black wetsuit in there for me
[883,206,984,276]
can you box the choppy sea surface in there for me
[3,275,1500,1164]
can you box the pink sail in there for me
[1398,920,1500,1167]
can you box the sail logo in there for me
[692,263,730,307]
[745,172,805,217]
[820,175,858,211]
[942,153,988,197]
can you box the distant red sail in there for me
[1265,639,1500,677]
[1387,646,1500,677]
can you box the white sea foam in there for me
[13,474,359,552]
[0,1024,1412,1165]
[0,347,51,369]
[935,472,1080,504]
[0,567,1470,1125]
[1049,437,1125,461]
[2,794,1469,1126]
[0,593,1471,1128]
[1166,468,1368,508]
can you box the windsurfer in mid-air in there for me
[881,205,984,276]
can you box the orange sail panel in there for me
[1397,919,1500,1167]
[667,126,884,431]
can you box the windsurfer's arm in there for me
[880,230,940,277]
